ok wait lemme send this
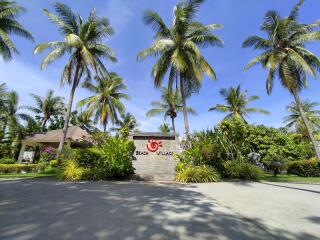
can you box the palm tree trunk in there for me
[171,116,176,133]
[179,72,190,147]
[56,64,81,157]
[292,91,320,160]
[1,119,7,141]
[42,118,48,132]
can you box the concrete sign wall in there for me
[129,132,179,181]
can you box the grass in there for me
[0,172,56,179]
[262,174,320,183]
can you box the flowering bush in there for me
[40,146,56,162]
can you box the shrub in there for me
[74,148,103,168]
[37,161,50,172]
[176,163,220,183]
[224,161,264,180]
[0,164,38,173]
[0,143,12,159]
[287,159,320,177]
[49,160,58,167]
[40,146,56,162]
[58,159,85,181]
[0,158,16,164]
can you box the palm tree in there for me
[209,85,269,121]
[284,100,320,137]
[0,0,33,60]
[34,3,116,156]
[138,0,223,142]
[146,86,196,132]
[23,89,65,131]
[2,91,33,141]
[70,110,95,133]
[242,0,320,159]
[158,123,171,133]
[111,112,139,132]
[78,72,129,132]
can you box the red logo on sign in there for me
[146,139,163,152]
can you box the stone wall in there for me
[129,132,179,181]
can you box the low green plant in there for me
[37,161,49,172]
[58,159,86,181]
[224,161,264,180]
[0,164,38,173]
[49,160,58,167]
[176,163,220,183]
[0,158,16,164]
[287,159,320,177]
[74,148,103,168]
[0,143,12,159]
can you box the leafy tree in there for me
[146,87,196,132]
[23,89,65,131]
[138,0,223,142]
[284,100,320,137]
[34,3,116,156]
[78,72,128,132]
[0,0,33,60]
[242,0,320,159]
[209,85,269,121]
[158,123,171,133]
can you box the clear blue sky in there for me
[1,0,320,135]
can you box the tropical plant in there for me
[146,87,196,132]
[78,72,128,132]
[34,3,116,156]
[0,0,33,60]
[242,0,320,159]
[158,123,171,133]
[23,89,65,131]
[70,110,95,132]
[284,100,320,136]
[209,85,269,121]
[138,0,223,143]
[176,163,220,183]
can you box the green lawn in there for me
[0,172,56,179]
[262,174,320,183]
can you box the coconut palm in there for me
[209,85,269,121]
[0,0,33,60]
[146,86,196,132]
[23,89,65,131]
[78,72,129,132]
[284,100,320,136]
[1,91,33,141]
[111,112,139,132]
[158,123,171,133]
[242,0,320,159]
[138,0,223,142]
[34,3,116,155]
[70,110,95,133]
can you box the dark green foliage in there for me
[0,143,12,159]
[224,161,264,180]
[0,164,38,173]
[74,148,103,168]
[0,157,15,164]
[288,160,320,177]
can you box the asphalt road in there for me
[0,179,319,240]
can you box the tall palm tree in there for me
[70,110,95,133]
[146,86,196,132]
[23,89,65,131]
[138,0,223,142]
[284,100,320,137]
[209,85,269,121]
[242,0,320,159]
[158,123,171,133]
[78,72,129,132]
[34,3,116,156]
[0,0,33,60]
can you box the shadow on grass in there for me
[0,179,318,240]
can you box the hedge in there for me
[0,164,38,173]
[287,160,320,177]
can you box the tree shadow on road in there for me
[0,179,318,240]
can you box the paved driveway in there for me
[0,179,319,240]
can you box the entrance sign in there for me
[129,132,179,180]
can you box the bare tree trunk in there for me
[179,72,190,147]
[56,64,80,157]
[42,118,47,132]
[171,116,176,133]
[292,91,320,160]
